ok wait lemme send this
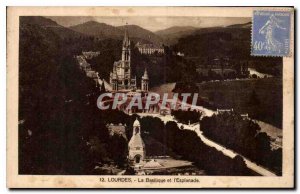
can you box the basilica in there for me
[109,28,149,92]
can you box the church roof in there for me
[128,119,145,148]
[142,69,149,80]
[133,118,140,127]
[128,132,145,148]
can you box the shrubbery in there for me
[171,109,201,124]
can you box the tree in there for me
[109,135,128,167]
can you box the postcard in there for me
[7,6,294,188]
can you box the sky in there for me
[47,16,251,32]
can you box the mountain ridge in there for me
[155,22,252,45]
[70,21,123,39]
[20,16,87,39]
[70,21,164,45]
[155,26,198,35]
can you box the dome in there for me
[133,118,140,127]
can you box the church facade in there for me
[109,28,149,92]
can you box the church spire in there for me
[123,22,130,47]
[142,68,149,80]
[122,22,131,62]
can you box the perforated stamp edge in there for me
[250,8,294,58]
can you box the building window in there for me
[136,147,140,150]
[135,127,139,134]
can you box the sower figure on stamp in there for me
[259,14,286,53]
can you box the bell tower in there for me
[141,69,149,91]
[128,119,145,164]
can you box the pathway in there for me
[138,113,277,176]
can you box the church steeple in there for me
[142,69,149,80]
[141,69,149,91]
[123,25,130,47]
[122,23,131,62]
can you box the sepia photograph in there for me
[6,6,294,188]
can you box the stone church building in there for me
[109,27,149,92]
[128,119,145,164]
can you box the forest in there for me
[19,19,130,174]
[201,111,282,175]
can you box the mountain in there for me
[174,25,251,59]
[226,22,252,28]
[70,21,164,45]
[70,21,123,39]
[156,26,197,36]
[155,23,252,46]
[20,16,58,26]
[155,26,199,45]
[117,25,163,45]
[20,16,86,39]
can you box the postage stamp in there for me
[252,10,293,57]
